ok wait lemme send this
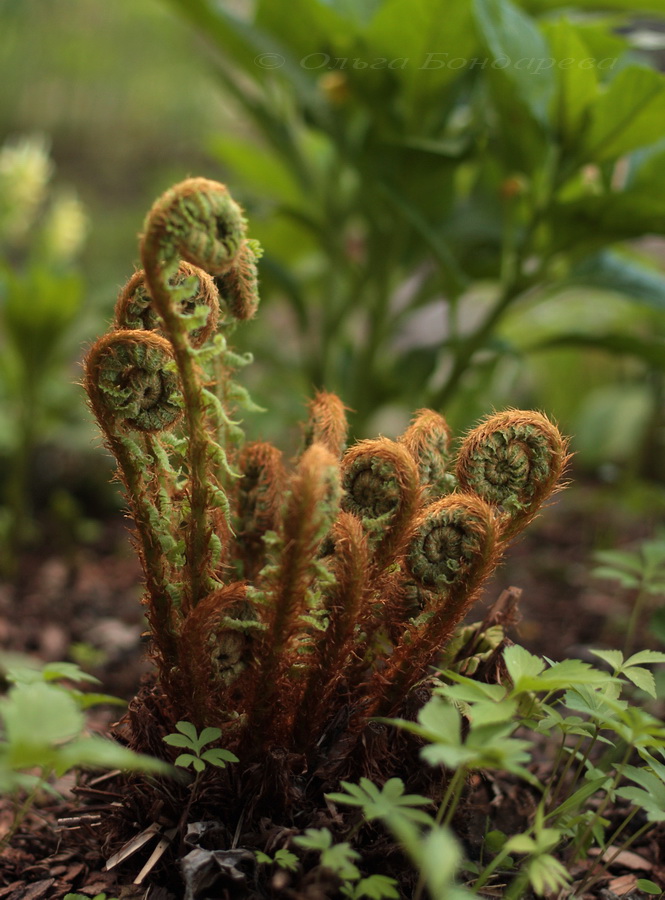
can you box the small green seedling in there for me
[162,720,238,773]
[593,535,665,654]
[255,848,299,872]
[0,655,170,852]
[294,828,400,899]
[64,894,119,900]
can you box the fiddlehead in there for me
[142,176,246,274]
[235,441,286,579]
[114,262,220,347]
[341,438,420,568]
[140,179,250,610]
[215,238,262,321]
[245,443,341,743]
[84,330,182,433]
[371,493,497,716]
[83,330,184,668]
[456,410,568,541]
[398,408,452,501]
[291,512,371,752]
[178,582,250,725]
[303,390,348,459]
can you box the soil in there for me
[1,474,664,899]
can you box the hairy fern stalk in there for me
[84,178,568,772]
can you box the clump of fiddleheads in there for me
[84,178,569,775]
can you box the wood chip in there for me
[608,873,638,895]
[133,827,177,884]
[105,821,162,870]
[588,846,653,871]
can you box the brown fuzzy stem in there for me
[244,443,341,745]
[291,512,371,752]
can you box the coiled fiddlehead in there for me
[456,410,568,541]
[115,262,220,347]
[398,409,452,501]
[141,179,250,611]
[215,238,262,321]
[142,177,246,274]
[341,438,420,568]
[405,493,497,593]
[84,330,182,433]
[178,583,250,724]
[371,493,497,716]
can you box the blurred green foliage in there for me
[0,135,91,562]
[163,0,665,460]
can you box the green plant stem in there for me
[0,774,48,853]
[545,732,589,815]
[436,768,467,828]
[624,586,647,657]
[571,740,634,860]
[142,242,216,612]
[107,432,179,664]
[472,844,514,894]
[564,725,601,808]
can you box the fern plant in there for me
[83,178,567,824]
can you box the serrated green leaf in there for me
[294,827,333,852]
[622,666,657,698]
[504,645,545,688]
[354,874,400,899]
[589,649,624,670]
[626,649,665,666]
[273,848,299,872]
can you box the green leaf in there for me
[622,666,656,698]
[636,879,663,894]
[589,649,624,670]
[504,644,545,689]
[568,251,665,312]
[174,752,203,772]
[321,842,361,881]
[474,0,555,125]
[56,737,171,775]
[1,682,83,768]
[626,649,665,666]
[163,734,194,750]
[527,853,571,894]
[294,828,334,852]
[174,721,199,742]
[196,726,222,749]
[542,17,598,142]
[255,851,272,865]
[201,747,239,768]
[583,65,665,162]
[366,0,477,113]
[273,848,299,873]
[353,874,400,899]
[326,777,433,826]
